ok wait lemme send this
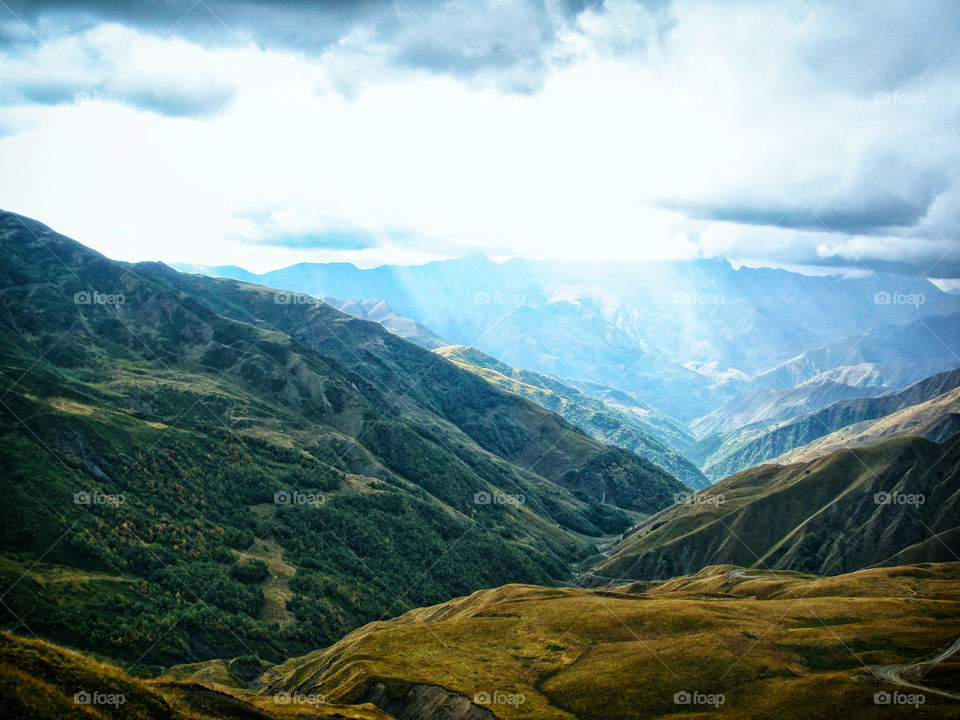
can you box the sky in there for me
[0,0,958,276]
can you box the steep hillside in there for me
[436,345,707,488]
[561,377,698,451]
[693,367,960,479]
[0,210,684,668]
[596,435,960,581]
[775,386,960,464]
[260,564,960,720]
[0,630,389,719]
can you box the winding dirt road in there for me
[869,636,960,700]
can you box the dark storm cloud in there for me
[0,0,591,78]
[673,193,940,235]
[0,0,388,49]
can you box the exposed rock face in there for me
[364,683,497,720]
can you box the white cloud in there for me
[0,0,957,274]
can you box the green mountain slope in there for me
[0,210,685,669]
[436,345,708,489]
[595,434,960,581]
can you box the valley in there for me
[1,210,958,719]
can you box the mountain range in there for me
[176,257,960,425]
[2,209,959,720]
[693,367,960,480]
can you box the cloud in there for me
[0,0,958,276]
[0,0,600,91]
[699,223,960,277]
[0,24,237,117]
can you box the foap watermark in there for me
[274,490,326,506]
[874,491,924,507]
[873,291,924,308]
[874,690,925,708]
[874,91,925,108]
[74,690,125,707]
[674,291,725,306]
[674,491,725,507]
[474,490,525,506]
[473,690,525,707]
[273,691,326,706]
[274,292,323,306]
[74,290,125,306]
[74,490,125,507]
[468,290,526,307]
[674,690,725,708]
[74,91,125,107]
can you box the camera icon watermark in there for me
[274,292,323,306]
[74,290,125,305]
[473,491,525,506]
[473,690,525,706]
[74,490,125,507]
[874,91,925,108]
[674,291,725,306]
[74,690,125,707]
[874,690,925,707]
[468,290,526,307]
[874,491,924,507]
[273,691,326,705]
[674,491,725,507]
[873,290,924,308]
[274,490,326,506]
[673,690,725,707]
[74,91,126,107]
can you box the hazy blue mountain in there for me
[196,256,960,423]
[691,366,960,480]
[171,262,260,282]
[691,379,889,438]
[321,296,449,350]
[752,313,960,390]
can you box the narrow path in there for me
[868,636,960,700]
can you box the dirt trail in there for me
[869,636,960,700]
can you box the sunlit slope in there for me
[261,563,960,720]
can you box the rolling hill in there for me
[6,563,959,719]
[259,563,960,720]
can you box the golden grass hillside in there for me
[4,563,959,719]
[260,562,960,719]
